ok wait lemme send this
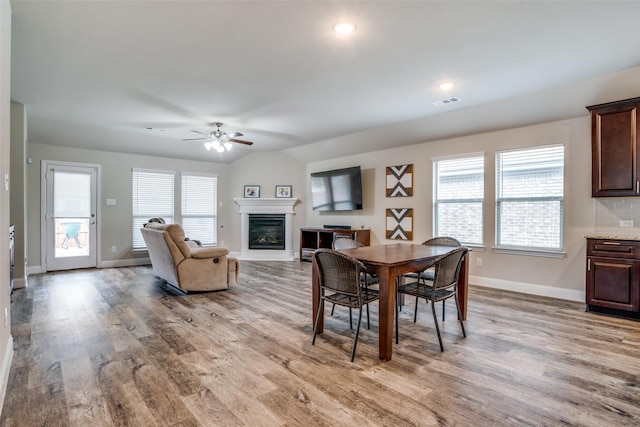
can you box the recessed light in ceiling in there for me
[439,82,454,91]
[334,22,356,34]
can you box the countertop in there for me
[584,234,640,241]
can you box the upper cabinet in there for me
[587,97,640,197]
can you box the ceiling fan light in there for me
[203,141,213,151]
[216,145,225,153]
[224,142,232,151]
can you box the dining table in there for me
[311,243,469,361]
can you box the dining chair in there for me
[395,246,468,351]
[401,236,461,321]
[312,249,380,362]
[331,237,380,329]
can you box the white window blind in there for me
[132,169,175,249]
[433,155,484,245]
[496,144,564,250]
[181,173,217,245]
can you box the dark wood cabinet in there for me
[300,228,370,262]
[586,238,640,315]
[587,97,640,197]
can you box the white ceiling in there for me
[10,1,640,164]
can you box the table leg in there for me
[377,266,394,361]
[311,257,323,334]
[458,252,469,320]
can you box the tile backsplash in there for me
[594,198,640,236]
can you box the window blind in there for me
[132,169,175,249]
[181,173,217,245]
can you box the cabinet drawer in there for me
[587,239,640,259]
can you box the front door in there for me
[43,161,99,271]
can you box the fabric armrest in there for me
[191,246,230,259]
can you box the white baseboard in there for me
[470,275,584,302]
[12,277,27,290]
[99,258,150,268]
[27,258,151,274]
[0,335,13,417]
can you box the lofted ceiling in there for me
[10,1,640,164]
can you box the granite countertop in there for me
[584,234,640,241]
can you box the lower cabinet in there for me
[586,238,640,317]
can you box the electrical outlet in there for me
[476,257,483,267]
[620,220,634,227]
[220,240,225,246]
[111,246,117,253]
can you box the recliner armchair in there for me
[141,222,239,293]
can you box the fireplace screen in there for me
[249,214,286,250]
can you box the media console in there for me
[299,227,370,262]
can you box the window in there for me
[433,155,484,245]
[181,173,217,245]
[496,144,564,251]
[132,169,174,249]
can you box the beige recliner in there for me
[141,222,239,293]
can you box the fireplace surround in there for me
[234,198,298,260]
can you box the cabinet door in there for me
[590,101,640,197]
[586,256,640,311]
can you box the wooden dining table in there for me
[311,243,469,361]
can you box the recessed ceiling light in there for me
[334,22,356,34]
[440,82,454,91]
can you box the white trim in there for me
[492,247,566,258]
[470,275,584,302]
[100,258,151,268]
[431,151,485,163]
[27,265,43,275]
[0,335,13,416]
[12,277,27,290]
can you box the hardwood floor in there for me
[1,261,639,426]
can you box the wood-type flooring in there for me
[1,261,639,426]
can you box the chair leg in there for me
[331,303,335,316]
[349,307,353,330]
[442,300,445,321]
[312,299,324,345]
[455,294,466,337]
[431,299,445,352]
[350,306,364,362]
[366,301,370,329]
[395,290,400,344]
[413,296,419,322]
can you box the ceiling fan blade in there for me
[183,137,207,141]
[227,131,243,138]
[190,130,209,136]
[229,138,254,146]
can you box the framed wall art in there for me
[275,185,292,198]
[386,208,413,240]
[386,164,413,197]
[244,185,260,198]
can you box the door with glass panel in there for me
[44,161,99,271]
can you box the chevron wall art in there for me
[386,164,413,197]
[386,208,413,240]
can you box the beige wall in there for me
[304,116,596,300]
[0,0,11,413]
[226,150,307,251]
[9,102,25,288]
[26,143,236,270]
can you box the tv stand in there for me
[300,227,370,262]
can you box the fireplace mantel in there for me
[234,198,299,260]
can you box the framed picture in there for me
[244,185,260,198]
[386,164,413,197]
[275,185,292,198]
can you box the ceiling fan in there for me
[183,122,254,152]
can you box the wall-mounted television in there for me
[311,166,363,211]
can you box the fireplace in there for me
[249,214,285,250]
[234,197,298,261]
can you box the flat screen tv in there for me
[311,166,363,211]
